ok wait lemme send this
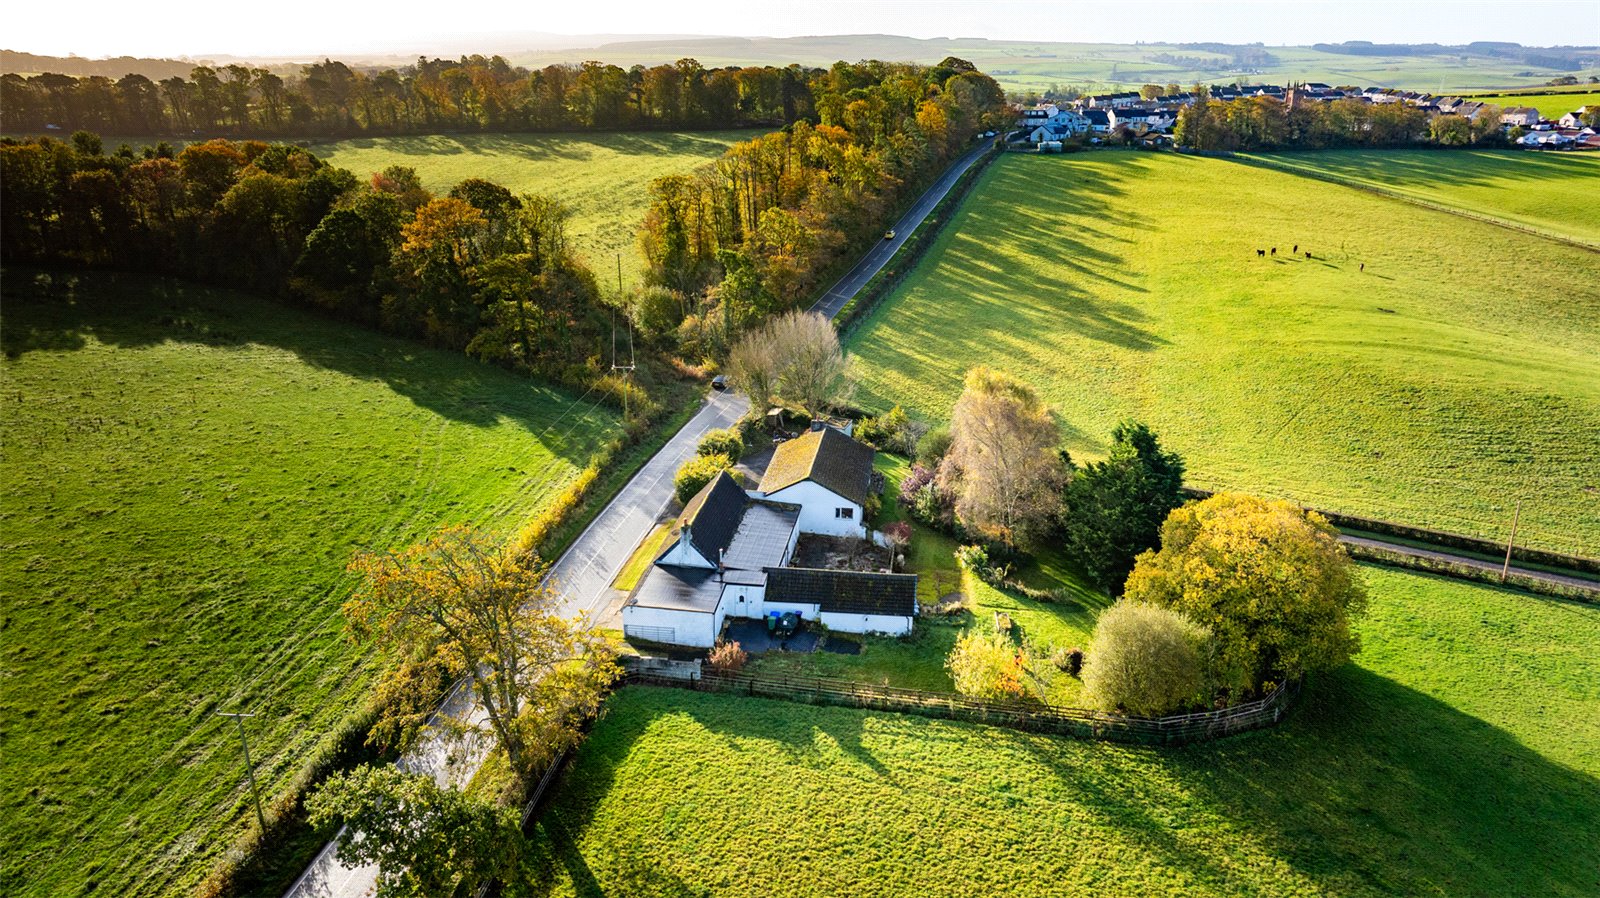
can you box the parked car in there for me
[711,374,727,391]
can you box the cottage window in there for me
[835,507,854,520]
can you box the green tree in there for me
[1124,493,1368,693]
[1059,421,1186,591]
[674,453,733,503]
[1082,600,1209,716]
[304,764,522,898]
[345,526,619,787]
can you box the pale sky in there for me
[7,0,1597,59]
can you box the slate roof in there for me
[676,471,748,564]
[629,565,724,612]
[720,502,800,572]
[765,567,918,617]
[758,427,875,505]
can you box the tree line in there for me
[0,132,616,387]
[632,58,1006,358]
[0,55,985,138]
[1174,90,1509,151]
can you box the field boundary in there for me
[1228,152,1600,253]
[1178,486,1600,576]
[1345,540,1599,603]
[619,665,1301,746]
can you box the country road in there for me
[283,140,995,898]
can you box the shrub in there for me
[916,426,952,465]
[955,543,1011,584]
[1052,646,1085,676]
[1082,601,1209,717]
[1125,492,1368,693]
[857,405,927,455]
[512,464,599,557]
[882,521,912,552]
[696,427,744,460]
[708,640,749,672]
[946,629,1026,699]
[674,453,733,503]
[899,463,936,506]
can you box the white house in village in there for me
[621,429,917,648]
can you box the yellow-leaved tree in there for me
[345,526,618,792]
[1124,493,1367,694]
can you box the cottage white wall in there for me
[763,600,822,621]
[818,612,914,636]
[655,534,712,569]
[720,582,767,620]
[622,605,718,647]
[762,481,865,537]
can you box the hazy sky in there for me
[8,0,1598,59]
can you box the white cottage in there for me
[622,432,917,648]
[755,427,875,538]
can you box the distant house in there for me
[1083,109,1112,135]
[756,427,875,538]
[1109,106,1176,133]
[1559,108,1591,128]
[1501,106,1540,127]
[622,441,918,648]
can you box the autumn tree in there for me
[1059,421,1186,591]
[770,310,853,419]
[1082,600,1209,716]
[946,628,1025,699]
[947,367,1066,547]
[305,764,522,898]
[1124,493,1367,693]
[726,324,781,412]
[345,527,619,788]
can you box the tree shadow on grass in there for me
[0,268,616,454]
[1017,664,1600,896]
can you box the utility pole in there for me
[610,306,636,422]
[1500,500,1522,583]
[216,711,267,833]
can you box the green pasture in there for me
[1240,149,1600,246]
[1465,91,1600,118]
[0,269,622,897]
[843,152,1600,555]
[308,130,757,287]
[525,566,1600,897]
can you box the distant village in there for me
[1014,83,1599,151]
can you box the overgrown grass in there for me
[1241,148,1600,245]
[844,152,1600,555]
[522,566,1600,897]
[308,131,759,287]
[0,269,624,897]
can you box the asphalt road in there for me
[1341,534,1600,595]
[282,142,992,898]
[808,143,992,319]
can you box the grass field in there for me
[1242,149,1600,246]
[843,152,1600,555]
[309,131,758,287]
[0,269,623,897]
[521,566,1600,897]
[1464,91,1600,118]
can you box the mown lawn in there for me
[1242,149,1600,245]
[522,567,1600,897]
[844,151,1600,555]
[0,269,623,897]
[309,130,759,287]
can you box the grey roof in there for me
[766,567,918,617]
[629,565,725,612]
[677,471,747,565]
[721,502,800,572]
[758,427,875,505]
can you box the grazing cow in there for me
[1293,244,1299,253]
[1257,249,1265,258]
[1271,247,1277,256]
[1305,251,1312,259]
[1360,263,1365,272]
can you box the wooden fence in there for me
[621,667,1301,746]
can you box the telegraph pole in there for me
[1500,499,1522,583]
[611,254,637,422]
[216,711,267,833]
